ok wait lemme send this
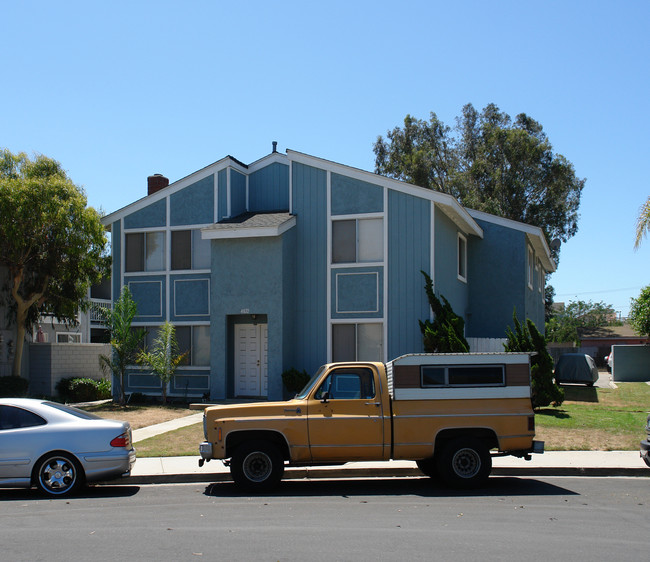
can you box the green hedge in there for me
[0,376,29,397]
[56,377,112,402]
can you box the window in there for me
[56,333,82,343]
[171,230,211,270]
[125,232,165,272]
[527,246,534,289]
[332,323,382,362]
[457,233,467,282]
[314,368,375,400]
[0,405,47,430]
[421,365,505,387]
[538,260,544,295]
[176,325,210,366]
[332,218,383,263]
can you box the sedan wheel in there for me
[34,453,83,497]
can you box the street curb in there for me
[124,466,649,486]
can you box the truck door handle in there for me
[284,407,302,414]
[365,402,381,407]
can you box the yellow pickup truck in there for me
[198,353,543,491]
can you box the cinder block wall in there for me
[28,343,111,396]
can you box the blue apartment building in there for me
[101,146,554,401]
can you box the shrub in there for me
[0,376,29,397]
[504,312,564,409]
[56,377,112,402]
[282,368,311,395]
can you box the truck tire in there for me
[230,441,284,492]
[435,438,491,489]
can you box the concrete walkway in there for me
[127,412,649,485]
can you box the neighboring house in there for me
[101,145,554,401]
[578,324,650,366]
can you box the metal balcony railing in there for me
[90,299,112,324]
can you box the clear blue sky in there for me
[2,0,648,316]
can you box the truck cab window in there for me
[315,368,375,400]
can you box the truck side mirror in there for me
[321,391,330,404]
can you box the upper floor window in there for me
[527,246,534,289]
[332,218,383,264]
[457,233,467,282]
[171,230,211,270]
[125,232,165,272]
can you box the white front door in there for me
[234,323,268,397]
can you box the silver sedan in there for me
[0,398,136,496]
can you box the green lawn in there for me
[535,383,650,450]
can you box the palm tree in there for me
[137,322,187,404]
[99,286,145,405]
[635,196,650,249]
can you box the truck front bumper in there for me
[199,441,213,461]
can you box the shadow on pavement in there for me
[203,476,579,499]
[0,485,141,501]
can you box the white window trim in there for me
[527,246,534,290]
[457,232,467,284]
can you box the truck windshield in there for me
[294,366,326,399]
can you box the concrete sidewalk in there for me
[127,413,649,484]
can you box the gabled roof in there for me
[286,150,483,239]
[467,209,556,272]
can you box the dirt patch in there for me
[82,403,195,430]
[535,426,641,451]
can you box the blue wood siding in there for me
[170,175,214,226]
[291,162,328,373]
[217,169,228,221]
[170,274,210,321]
[249,162,290,212]
[331,267,383,318]
[124,199,166,229]
[127,276,166,322]
[331,173,383,215]
[387,191,430,358]
[466,219,525,338]
[111,220,122,299]
[230,170,247,217]
[434,207,468,318]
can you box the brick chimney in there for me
[147,174,169,195]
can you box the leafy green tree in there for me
[635,196,650,249]
[504,311,563,409]
[374,104,585,262]
[546,299,618,344]
[629,285,650,338]
[418,271,469,353]
[99,286,145,405]
[0,149,109,377]
[137,322,188,404]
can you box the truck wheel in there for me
[416,457,438,478]
[436,438,491,489]
[230,441,284,492]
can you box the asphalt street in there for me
[1,476,649,561]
